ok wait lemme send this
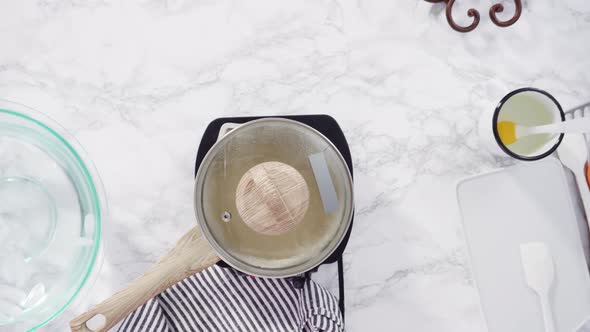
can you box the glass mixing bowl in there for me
[0,100,106,331]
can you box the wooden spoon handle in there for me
[70,226,220,332]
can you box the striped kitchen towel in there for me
[118,265,344,332]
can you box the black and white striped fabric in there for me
[118,265,344,332]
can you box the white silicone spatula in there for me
[520,242,556,332]
[498,117,590,145]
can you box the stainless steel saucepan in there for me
[70,118,354,332]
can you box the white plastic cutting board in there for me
[457,158,590,332]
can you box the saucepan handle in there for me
[69,226,220,332]
[216,122,240,142]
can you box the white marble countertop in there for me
[1,1,590,331]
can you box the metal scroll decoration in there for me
[425,0,523,33]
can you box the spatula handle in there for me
[69,226,220,332]
[527,118,590,135]
[541,295,556,332]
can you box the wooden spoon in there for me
[69,226,220,332]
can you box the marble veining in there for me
[0,0,589,331]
